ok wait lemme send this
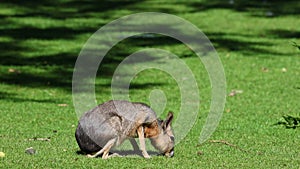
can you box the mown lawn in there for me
[0,1,300,168]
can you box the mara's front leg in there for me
[137,126,150,158]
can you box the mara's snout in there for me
[165,147,174,158]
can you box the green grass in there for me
[1,0,300,168]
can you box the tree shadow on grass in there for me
[0,0,298,97]
[0,91,59,103]
[0,27,96,40]
[186,0,300,17]
[205,32,296,57]
[2,0,142,19]
[0,0,182,93]
[265,29,300,39]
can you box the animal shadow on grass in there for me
[76,149,158,158]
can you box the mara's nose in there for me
[169,149,174,157]
[166,148,174,158]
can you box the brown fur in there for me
[144,121,160,138]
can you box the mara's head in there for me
[146,112,175,157]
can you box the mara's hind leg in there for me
[87,138,116,159]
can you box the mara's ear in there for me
[162,111,174,130]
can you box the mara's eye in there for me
[170,136,175,142]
